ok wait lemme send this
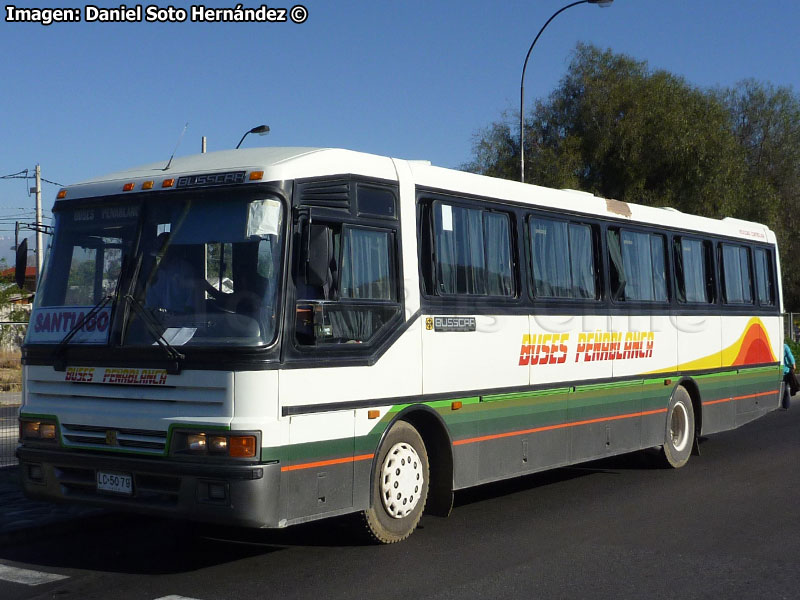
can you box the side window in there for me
[720,243,753,304]
[64,239,123,305]
[433,202,514,297]
[340,228,394,300]
[753,247,775,307]
[673,237,715,304]
[295,223,401,347]
[205,242,233,295]
[608,229,668,302]
[529,217,597,299]
[65,247,97,305]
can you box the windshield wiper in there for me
[52,294,113,371]
[122,293,185,363]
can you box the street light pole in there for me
[34,164,43,288]
[519,0,613,183]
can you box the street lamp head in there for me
[588,0,613,6]
[249,125,270,136]
[236,124,271,149]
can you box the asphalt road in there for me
[0,406,798,600]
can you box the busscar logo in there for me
[433,316,476,332]
[105,430,118,447]
[425,317,434,331]
[176,171,246,189]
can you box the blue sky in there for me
[1,0,798,243]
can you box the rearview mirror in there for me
[306,224,333,289]
[15,238,27,290]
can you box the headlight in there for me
[19,419,58,442]
[172,430,258,459]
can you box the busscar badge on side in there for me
[433,316,476,332]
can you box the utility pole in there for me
[35,164,43,288]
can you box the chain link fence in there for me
[785,313,799,343]
[0,322,26,468]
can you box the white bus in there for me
[17,147,783,543]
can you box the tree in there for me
[465,43,800,309]
[0,259,31,350]
[720,80,800,307]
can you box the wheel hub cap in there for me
[670,403,689,452]
[380,442,423,518]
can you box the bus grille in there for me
[61,423,167,453]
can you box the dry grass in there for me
[0,350,21,391]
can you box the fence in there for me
[0,322,25,468]
[785,313,799,343]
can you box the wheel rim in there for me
[380,442,423,518]
[670,402,690,453]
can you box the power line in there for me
[0,169,64,187]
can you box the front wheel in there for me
[362,421,429,544]
[660,386,695,468]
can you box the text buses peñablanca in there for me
[18,147,783,543]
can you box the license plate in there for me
[96,471,133,495]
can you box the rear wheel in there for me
[362,421,429,544]
[660,386,695,468]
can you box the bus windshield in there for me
[30,194,284,348]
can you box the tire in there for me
[660,386,695,469]
[362,421,429,544]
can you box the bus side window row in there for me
[425,200,777,308]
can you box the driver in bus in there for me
[145,234,201,315]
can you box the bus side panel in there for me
[676,314,722,372]
[609,315,676,455]
[675,313,724,435]
[531,315,611,469]
[639,314,681,448]
[722,315,781,426]
[422,315,528,395]
[283,412,355,521]
[696,366,780,436]
[279,322,422,521]
[474,389,568,484]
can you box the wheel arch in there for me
[374,404,454,518]
[675,376,702,436]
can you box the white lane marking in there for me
[0,564,69,586]
[154,596,207,600]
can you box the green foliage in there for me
[465,43,800,309]
[0,259,30,349]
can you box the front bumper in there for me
[17,446,282,528]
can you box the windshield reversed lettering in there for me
[73,209,95,221]
[28,307,112,344]
[101,206,139,220]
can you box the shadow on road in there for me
[0,509,378,575]
[453,447,664,509]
